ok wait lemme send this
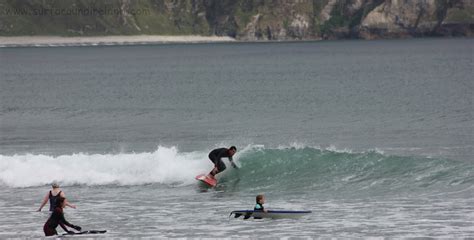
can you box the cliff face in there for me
[357,0,474,39]
[1,0,472,39]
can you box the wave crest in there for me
[1,145,472,194]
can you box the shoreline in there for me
[0,35,236,47]
[0,35,470,48]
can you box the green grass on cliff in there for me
[0,0,212,36]
[1,0,471,38]
[444,7,474,23]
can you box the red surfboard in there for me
[195,174,217,187]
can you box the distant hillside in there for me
[1,0,473,40]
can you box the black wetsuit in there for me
[208,148,233,173]
[254,203,265,211]
[48,190,62,211]
[253,203,265,219]
[43,207,76,236]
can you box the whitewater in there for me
[1,145,473,238]
[2,145,472,195]
[1,38,473,238]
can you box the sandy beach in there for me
[0,35,235,47]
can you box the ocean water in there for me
[0,38,473,238]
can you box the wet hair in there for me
[256,194,264,203]
[51,182,59,188]
[229,146,237,151]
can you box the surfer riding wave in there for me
[208,146,237,178]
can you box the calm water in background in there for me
[0,38,473,238]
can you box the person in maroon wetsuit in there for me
[43,197,81,236]
[208,146,238,178]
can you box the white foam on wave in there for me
[0,146,214,188]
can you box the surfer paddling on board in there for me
[207,146,238,178]
[254,194,268,213]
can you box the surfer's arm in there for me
[37,193,49,211]
[65,201,77,209]
[60,192,77,209]
[229,159,236,168]
[65,199,77,209]
[228,157,238,168]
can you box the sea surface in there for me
[0,38,473,238]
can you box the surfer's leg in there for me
[215,159,226,174]
[208,156,219,177]
[43,226,57,236]
[209,166,218,178]
[208,159,226,177]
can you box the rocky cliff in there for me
[1,0,472,40]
